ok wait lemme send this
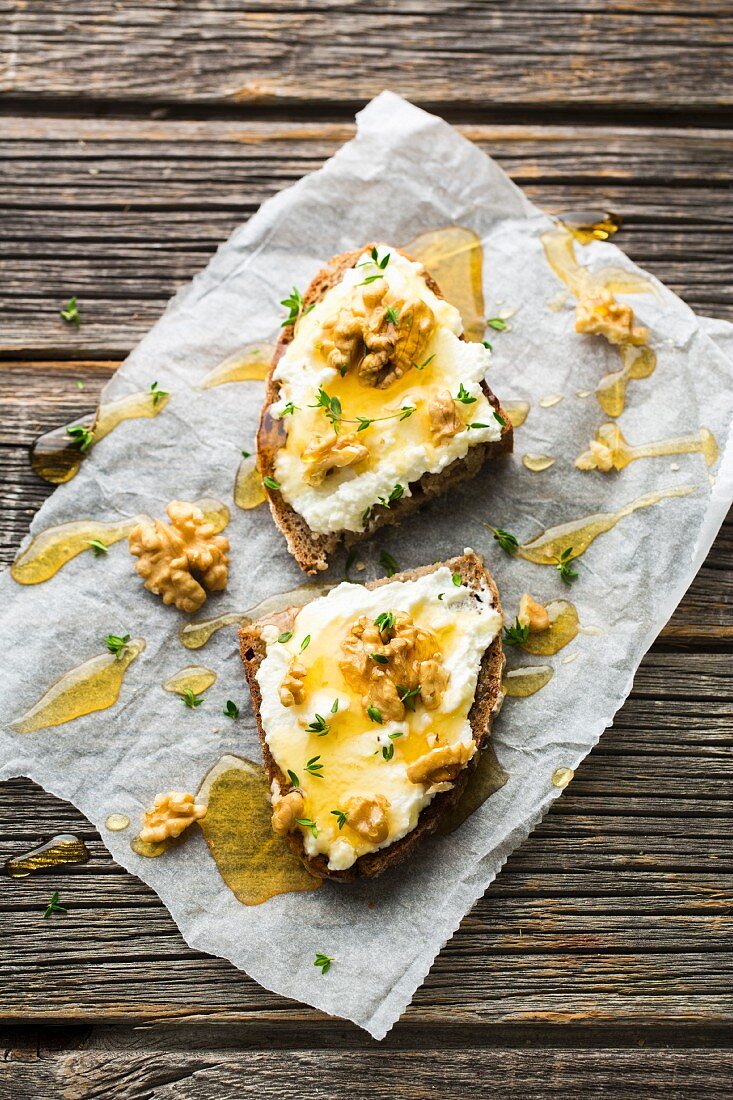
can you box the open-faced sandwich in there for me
[239,550,504,880]
[259,243,513,573]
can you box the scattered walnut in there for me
[345,794,390,844]
[129,501,229,614]
[575,287,648,347]
[428,389,463,443]
[575,439,615,472]
[279,658,307,707]
[365,668,405,723]
[139,791,206,843]
[302,430,369,486]
[517,593,550,633]
[418,658,450,709]
[271,788,305,836]
[406,742,475,787]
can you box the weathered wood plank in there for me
[2,3,732,111]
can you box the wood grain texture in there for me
[2,2,733,112]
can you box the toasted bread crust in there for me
[239,550,504,881]
[258,245,514,574]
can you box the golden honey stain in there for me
[551,766,574,789]
[402,225,486,342]
[197,755,321,905]
[234,453,266,510]
[130,835,170,859]
[11,515,146,586]
[198,343,275,389]
[576,422,718,472]
[163,665,217,697]
[502,665,554,698]
[105,814,131,832]
[11,638,145,734]
[4,834,90,878]
[516,485,696,566]
[179,583,335,650]
[503,400,530,428]
[435,744,508,835]
[596,344,657,418]
[559,210,622,246]
[538,393,564,409]
[522,453,556,472]
[520,600,579,656]
[194,498,230,533]
[31,389,171,485]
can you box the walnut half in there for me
[406,742,474,787]
[575,287,648,347]
[129,501,229,614]
[139,791,207,843]
[428,389,463,444]
[271,788,305,836]
[344,794,390,844]
[302,431,368,486]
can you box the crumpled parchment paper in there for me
[1,93,732,1039]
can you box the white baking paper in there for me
[1,93,732,1038]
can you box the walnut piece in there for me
[429,389,463,443]
[406,742,475,787]
[320,280,435,388]
[344,794,390,844]
[517,593,550,633]
[575,287,648,347]
[271,788,305,836]
[575,438,615,471]
[302,430,368,486]
[339,611,448,719]
[279,658,307,707]
[139,791,206,843]
[129,501,229,614]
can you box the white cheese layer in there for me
[256,565,501,871]
[270,245,500,534]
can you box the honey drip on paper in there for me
[179,583,335,650]
[436,744,508,835]
[105,814,131,832]
[11,515,146,585]
[4,834,90,878]
[596,344,657,418]
[31,390,170,485]
[516,485,696,566]
[576,423,718,472]
[234,454,266,510]
[538,394,564,409]
[503,400,530,428]
[559,210,622,245]
[402,226,486,342]
[130,835,171,859]
[163,665,217,697]
[520,600,579,656]
[551,766,575,789]
[502,665,554,698]
[197,755,320,905]
[522,453,555,472]
[198,344,275,389]
[11,638,146,734]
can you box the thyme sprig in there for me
[280,286,315,327]
[309,387,415,435]
[484,525,519,556]
[503,618,530,646]
[556,547,579,585]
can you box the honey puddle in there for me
[105,814,131,832]
[402,226,486,342]
[130,836,171,859]
[521,600,579,655]
[10,515,147,586]
[596,344,657,418]
[436,744,508,835]
[197,754,321,905]
[11,638,145,734]
[522,453,555,472]
[4,834,90,878]
[517,485,696,566]
[551,766,575,789]
[234,454,266,510]
[179,582,335,650]
[163,665,217,697]
[538,393,564,409]
[503,400,530,429]
[502,665,554,698]
[576,423,718,472]
[198,344,275,389]
[31,389,170,485]
[195,498,230,533]
[559,210,622,246]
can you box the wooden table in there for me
[1,5,732,1096]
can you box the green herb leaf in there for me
[314,951,333,974]
[377,484,404,510]
[503,617,530,646]
[413,353,436,371]
[281,402,297,416]
[223,699,240,719]
[397,684,421,711]
[367,705,383,725]
[300,635,311,653]
[467,422,490,430]
[330,809,348,830]
[357,273,385,286]
[66,424,94,452]
[389,730,404,740]
[374,610,395,638]
[381,743,395,761]
[556,547,579,585]
[60,297,81,327]
[88,538,109,556]
[306,713,330,736]
[43,890,67,918]
[241,449,251,458]
[494,411,507,428]
[399,405,415,421]
[486,317,507,331]
[379,549,399,577]
[455,383,477,405]
[488,526,519,556]
[482,340,493,351]
[305,755,324,778]
[330,698,339,714]
[297,817,319,838]
[149,380,169,406]
[277,631,293,644]
[280,285,311,327]
[287,769,300,788]
[75,379,85,390]
[369,652,389,665]
[104,633,130,659]
[182,688,203,709]
[262,475,281,491]
[385,305,400,324]
[452,572,462,587]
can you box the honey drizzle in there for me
[4,834,90,878]
[576,423,718,472]
[234,454,266,510]
[503,400,530,428]
[11,638,146,734]
[163,665,217,697]
[520,600,579,656]
[402,226,486,342]
[179,583,335,650]
[198,344,275,389]
[516,485,696,565]
[559,210,622,246]
[197,755,320,905]
[596,344,657,418]
[435,744,508,835]
[502,665,554,698]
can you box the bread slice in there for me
[238,549,505,881]
[258,244,514,574]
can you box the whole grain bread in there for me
[239,549,504,881]
[258,245,514,574]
